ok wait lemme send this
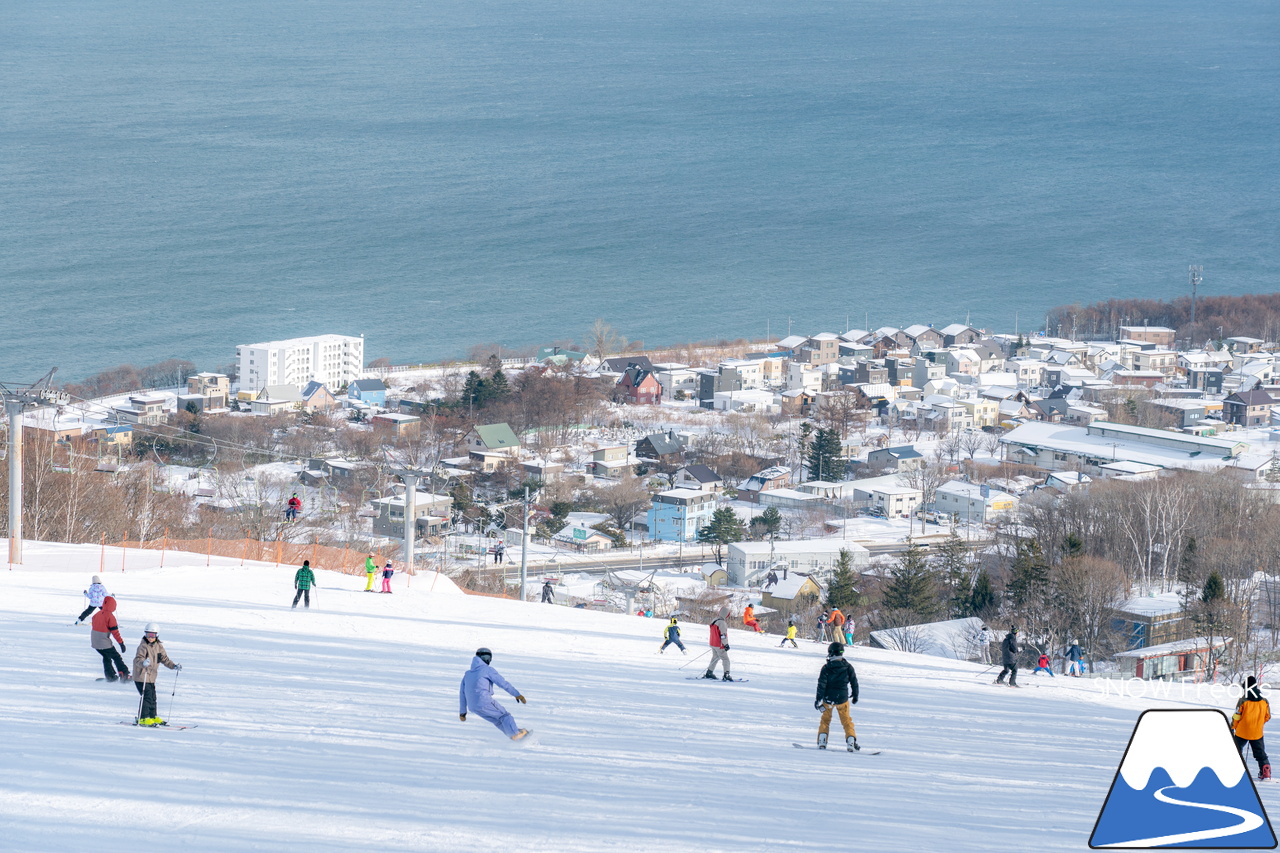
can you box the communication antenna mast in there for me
[2,369,68,564]
[1189,265,1203,336]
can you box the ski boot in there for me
[817,733,828,750]
[1262,764,1272,781]
[703,671,717,679]
[722,673,734,682]
[847,736,860,752]
[511,729,531,741]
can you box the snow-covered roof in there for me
[1114,636,1231,658]
[1113,591,1184,618]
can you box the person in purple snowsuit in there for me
[459,648,530,741]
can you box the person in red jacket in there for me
[90,596,130,682]
[285,493,302,522]
[702,606,732,681]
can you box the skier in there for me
[743,604,761,633]
[994,625,1019,687]
[814,609,830,643]
[459,648,529,741]
[703,606,732,681]
[76,575,111,624]
[285,493,302,522]
[293,560,315,608]
[132,622,181,726]
[660,617,686,654]
[780,619,799,649]
[90,595,130,682]
[977,626,993,664]
[842,613,855,646]
[381,560,394,594]
[829,608,846,642]
[1233,675,1271,780]
[815,642,861,751]
[1033,652,1055,677]
[364,553,377,592]
[1063,639,1084,676]
[541,580,555,604]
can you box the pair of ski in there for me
[685,676,749,683]
[118,721,197,730]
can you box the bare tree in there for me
[584,320,626,360]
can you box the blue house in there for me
[348,378,387,407]
[647,489,717,542]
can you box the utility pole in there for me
[2,369,67,565]
[1189,265,1203,338]
[519,486,530,601]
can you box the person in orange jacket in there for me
[742,604,762,633]
[828,608,846,642]
[1233,675,1271,780]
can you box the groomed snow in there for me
[2,542,1273,852]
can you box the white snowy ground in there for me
[2,543,1269,852]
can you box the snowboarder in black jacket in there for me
[994,625,1019,687]
[815,642,860,751]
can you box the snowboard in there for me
[793,743,881,755]
[119,721,198,730]
[685,676,750,683]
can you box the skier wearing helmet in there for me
[76,575,111,624]
[459,648,529,741]
[815,642,860,751]
[132,623,181,726]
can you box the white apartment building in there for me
[237,334,365,396]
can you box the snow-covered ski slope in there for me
[1,542,1269,852]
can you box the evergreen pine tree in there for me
[698,507,747,565]
[826,549,860,611]
[487,369,512,399]
[806,427,842,482]
[1201,570,1226,604]
[461,370,484,410]
[1007,539,1051,626]
[880,541,940,621]
[965,569,997,617]
[934,531,971,616]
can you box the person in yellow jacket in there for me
[364,554,377,592]
[780,618,799,649]
[1232,675,1271,780]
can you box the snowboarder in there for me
[381,561,394,594]
[743,604,762,633]
[780,619,799,649]
[703,606,732,681]
[994,625,1019,687]
[815,642,860,751]
[293,560,315,608]
[90,595,130,682]
[1063,639,1084,676]
[1033,653,1055,677]
[660,617,686,654]
[1233,675,1271,780]
[541,580,554,604]
[364,553,377,592]
[459,648,529,741]
[76,575,110,624]
[132,622,181,726]
[285,493,302,522]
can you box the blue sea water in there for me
[1,0,1277,380]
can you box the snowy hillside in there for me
[1,543,1270,852]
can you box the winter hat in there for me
[475,648,493,664]
[718,606,730,618]
[827,642,845,657]
[303,560,310,568]
[1009,625,1018,634]
[1245,675,1262,700]
[92,575,101,584]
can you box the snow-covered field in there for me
[2,542,1268,852]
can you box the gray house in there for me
[865,445,924,472]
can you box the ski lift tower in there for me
[604,565,659,615]
[387,463,433,572]
[2,369,69,564]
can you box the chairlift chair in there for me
[50,441,72,473]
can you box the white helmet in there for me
[144,622,159,634]
[92,575,101,584]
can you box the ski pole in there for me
[168,667,181,722]
[135,680,146,725]
[679,648,712,670]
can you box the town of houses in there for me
[12,321,1280,672]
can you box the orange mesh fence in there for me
[119,536,415,576]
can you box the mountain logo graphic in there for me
[1091,709,1277,849]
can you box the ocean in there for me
[2,0,1277,381]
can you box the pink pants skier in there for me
[381,563,394,593]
